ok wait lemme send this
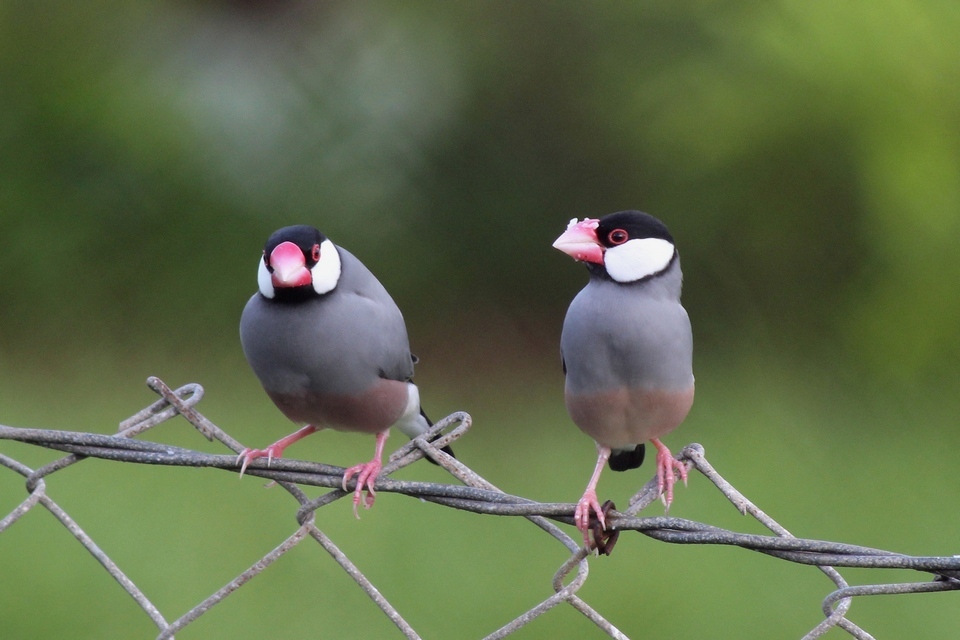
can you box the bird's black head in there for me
[257,225,342,301]
[595,211,674,247]
[553,210,678,283]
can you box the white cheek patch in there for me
[604,237,676,283]
[310,239,342,295]
[257,257,275,298]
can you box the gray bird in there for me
[239,225,451,515]
[553,211,694,546]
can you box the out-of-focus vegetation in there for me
[2,2,960,638]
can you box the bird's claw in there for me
[574,489,605,549]
[342,459,382,518]
[236,446,280,478]
[575,494,620,554]
[654,444,688,512]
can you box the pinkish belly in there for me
[565,385,694,448]
[267,379,408,434]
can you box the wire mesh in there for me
[1,377,958,639]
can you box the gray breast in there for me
[561,260,693,395]
[240,247,414,397]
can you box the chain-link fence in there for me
[1,377,958,639]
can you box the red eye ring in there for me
[310,244,321,262]
[608,229,629,245]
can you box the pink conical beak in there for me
[552,218,604,264]
[269,241,312,287]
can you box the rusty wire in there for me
[1,377,958,639]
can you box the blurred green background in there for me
[2,1,960,638]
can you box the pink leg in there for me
[652,438,688,511]
[237,425,320,477]
[574,444,611,548]
[341,430,389,518]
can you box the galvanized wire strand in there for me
[672,447,868,638]
[0,455,172,633]
[4,425,958,574]
[2,377,959,640]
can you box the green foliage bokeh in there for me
[2,2,959,638]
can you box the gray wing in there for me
[333,247,416,383]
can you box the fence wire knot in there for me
[1,378,958,639]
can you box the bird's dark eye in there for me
[310,244,321,263]
[608,229,629,245]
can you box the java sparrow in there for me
[553,211,694,546]
[238,225,452,515]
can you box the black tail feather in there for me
[608,444,644,472]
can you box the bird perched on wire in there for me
[552,211,694,547]
[238,225,452,516]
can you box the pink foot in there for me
[652,438,688,511]
[342,458,382,518]
[574,444,612,549]
[575,488,605,547]
[341,430,389,518]
[236,424,320,478]
[237,444,283,477]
